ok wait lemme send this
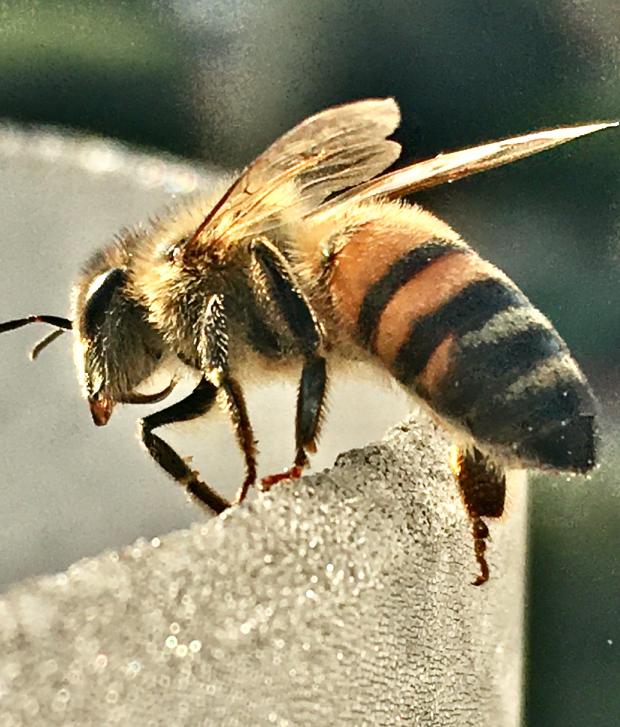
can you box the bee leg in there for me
[249,238,327,490]
[201,295,258,507]
[294,353,328,466]
[453,446,506,586]
[219,377,258,506]
[139,378,231,514]
[260,353,328,490]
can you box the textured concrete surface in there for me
[0,414,526,726]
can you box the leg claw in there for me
[260,465,303,492]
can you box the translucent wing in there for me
[187,98,402,251]
[309,121,618,221]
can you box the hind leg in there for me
[451,446,506,586]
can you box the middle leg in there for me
[250,238,328,489]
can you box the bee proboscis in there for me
[1,99,615,583]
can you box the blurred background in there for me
[0,1,618,725]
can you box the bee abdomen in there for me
[329,208,597,472]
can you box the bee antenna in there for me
[0,314,73,334]
[30,328,67,360]
[0,315,73,361]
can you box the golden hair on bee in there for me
[0,98,615,583]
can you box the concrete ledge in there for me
[0,413,525,726]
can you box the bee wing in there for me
[187,98,402,250]
[310,121,618,220]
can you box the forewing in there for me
[310,121,617,220]
[187,98,401,250]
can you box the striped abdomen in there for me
[329,203,597,471]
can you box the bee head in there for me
[73,267,167,426]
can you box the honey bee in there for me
[1,99,615,584]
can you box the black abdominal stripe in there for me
[357,239,457,349]
[356,240,597,472]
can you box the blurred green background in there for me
[0,1,618,724]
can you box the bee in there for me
[1,99,615,584]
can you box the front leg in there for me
[140,378,230,513]
[200,294,258,506]
[250,238,328,488]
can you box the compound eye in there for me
[81,268,127,339]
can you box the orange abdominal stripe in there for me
[329,221,459,332]
[357,240,464,349]
[372,250,486,367]
[333,228,523,386]
[389,276,525,385]
[417,332,455,394]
